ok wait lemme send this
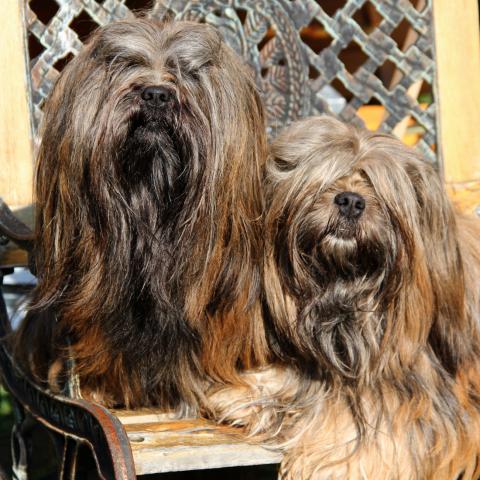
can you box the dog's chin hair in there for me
[13,18,269,412]
[319,234,359,271]
[213,115,480,479]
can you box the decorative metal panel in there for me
[26,0,437,162]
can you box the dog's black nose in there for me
[334,192,365,219]
[141,86,173,105]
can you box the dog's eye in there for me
[274,157,296,172]
[187,61,214,81]
[123,58,144,69]
[197,60,213,72]
[200,59,213,69]
[105,54,144,69]
[188,69,201,81]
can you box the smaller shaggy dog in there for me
[14,18,268,412]
[210,116,480,479]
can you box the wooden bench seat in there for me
[113,410,281,475]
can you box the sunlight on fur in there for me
[208,116,480,479]
[13,17,268,413]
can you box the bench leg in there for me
[59,437,79,480]
[11,426,28,480]
[10,401,31,480]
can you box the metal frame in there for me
[27,0,437,161]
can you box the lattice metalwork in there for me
[25,0,437,162]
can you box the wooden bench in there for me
[114,411,281,475]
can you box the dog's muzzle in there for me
[334,192,365,219]
[141,85,174,108]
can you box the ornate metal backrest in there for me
[27,0,436,162]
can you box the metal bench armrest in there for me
[0,198,34,253]
[0,316,136,479]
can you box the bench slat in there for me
[112,411,281,475]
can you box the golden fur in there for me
[209,116,480,479]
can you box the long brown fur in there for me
[209,116,480,478]
[13,18,268,412]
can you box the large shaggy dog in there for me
[14,18,268,412]
[210,116,480,479]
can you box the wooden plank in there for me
[0,1,33,209]
[0,244,28,269]
[112,408,177,425]
[113,412,281,475]
[433,0,480,189]
[447,181,480,216]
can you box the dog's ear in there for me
[406,158,471,375]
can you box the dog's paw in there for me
[206,383,262,430]
[206,366,290,435]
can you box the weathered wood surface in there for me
[112,410,282,475]
[433,0,480,186]
[0,1,33,208]
[448,181,480,217]
[0,244,28,269]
